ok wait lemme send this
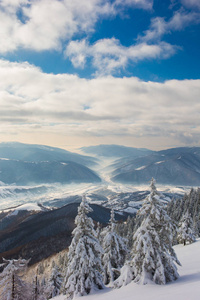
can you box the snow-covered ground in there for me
[5,203,44,216]
[52,239,200,300]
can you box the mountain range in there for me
[80,144,153,158]
[0,142,100,185]
[0,159,100,185]
[1,142,200,186]
[111,147,200,186]
[0,142,97,166]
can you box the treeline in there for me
[167,187,200,237]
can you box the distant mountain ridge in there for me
[0,142,97,166]
[80,144,153,158]
[0,158,101,185]
[0,142,101,185]
[112,147,200,186]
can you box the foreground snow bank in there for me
[52,239,200,300]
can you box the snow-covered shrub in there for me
[113,262,134,288]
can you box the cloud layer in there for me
[0,59,199,148]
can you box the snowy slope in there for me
[7,203,44,216]
[52,239,200,300]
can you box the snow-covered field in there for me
[52,239,200,300]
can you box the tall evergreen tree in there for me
[64,195,104,299]
[131,178,181,285]
[46,264,62,299]
[177,211,196,246]
[102,209,128,285]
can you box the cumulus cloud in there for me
[65,38,176,75]
[64,5,200,75]
[0,59,200,147]
[0,0,153,54]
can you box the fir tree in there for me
[167,188,200,237]
[131,178,181,285]
[115,215,135,250]
[102,209,128,285]
[64,195,104,299]
[177,211,196,246]
[46,264,62,299]
[0,258,31,300]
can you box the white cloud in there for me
[0,0,153,54]
[139,9,200,42]
[64,6,200,75]
[0,59,200,148]
[114,0,153,10]
[180,0,200,10]
[65,38,176,75]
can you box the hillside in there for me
[53,239,200,300]
[0,202,127,265]
[0,142,97,166]
[0,159,101,185]
[112,147,200,185]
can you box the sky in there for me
[0,0,200,151]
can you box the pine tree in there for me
[131,178,181,285]
[177,211,196,245]
[64,195,104,299]
[46,264,62,299]
[102,209,128,285]
[115,215,135,250]
[0,258,31,300]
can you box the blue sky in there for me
[0,0,200,150]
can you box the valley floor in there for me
[53,239,200,300]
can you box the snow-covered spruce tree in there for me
[46,264,62,299]
[131,178,181,285]
[64,195,104,298]
[115,215,135,250]
[0,258,31,300]
[177,211,196,246]
[102,209,128,285]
